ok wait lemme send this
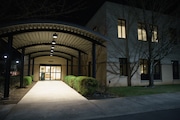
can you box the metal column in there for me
[32,58,34,76]
[27,54,31,76]
[20,48,25,88]
[78,51,82,76]
[3,35,13,99]
[92,43,96,78]
[71,56,73,75]
[66,59,69,75]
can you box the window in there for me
[138,23,158,42]
[118,19,126,39]
[154,60,161,79]
[119,58,127,76]
[151,25,158,42]
[138,23,147,41]
[172,61,179,79]
[140,59,161,80]
[140,59,148,74]
[169,28,177,44]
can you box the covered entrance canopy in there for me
[0,20,107,98]
[0,20,106,59]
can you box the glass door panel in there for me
[40,65,61,80]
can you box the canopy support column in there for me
[71,56,73,75]
[92,43,96,78]
[3,35,13,99]
[27,54,31,76]
[66,59,69,75]
[78,51,82,76]
[20,48,25,88]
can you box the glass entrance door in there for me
[40,65,61,80]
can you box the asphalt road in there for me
[89,108,180,120]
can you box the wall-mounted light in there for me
[53,33,58,39]
[3,55,8,59]
[16,60,19,64]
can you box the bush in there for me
[64,75,98,96]
[80,77,98,96]
[24,76,32,86]
[74,76,98,96]
[64,75,76,86]
[74,76,87,92]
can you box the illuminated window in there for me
[151,25,158,42]
[140,59,161,80]
[118,19,126,39]
[138,23,147,41]
[138,23,158,42]
[119,58,127,76]
[140,59,148,74]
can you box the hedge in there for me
[64,75,98,96]
[24,76,32,86]
[64,75,76,87]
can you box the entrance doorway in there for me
[39,64,62,80]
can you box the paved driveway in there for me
[1,81,180,120]
[1,81,103,120]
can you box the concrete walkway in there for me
[1,81,180,120]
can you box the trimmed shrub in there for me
[74,76,98,96]
[23,76,32,86]
[74,76,87,92]
[64,75,76,86]
[68,76,76,88]
[64,76,69,84]
[79,77,98,96]
[64,75,98,96]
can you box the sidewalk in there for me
[0,81,180,120]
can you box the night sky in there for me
[0,0,179,26]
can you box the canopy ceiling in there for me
[0,21,107,60]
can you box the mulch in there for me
[0,82,36,105]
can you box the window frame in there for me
[140,59,161,80]
[172,60,179,79]
[117,19,126,39]
[119,58,127,76]
[138,23,158,42]
[138,23,147,41]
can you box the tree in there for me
[131,0,179,87]
[107,0,179,87]
[0,0,86,23]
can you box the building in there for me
[0,2,180,99]
[86,1,180,86]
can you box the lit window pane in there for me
[138,23,147,41]
[118,19,126,39]
[142,29,147,41]
[122,26,126,38]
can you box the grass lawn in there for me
[107,84,180,97]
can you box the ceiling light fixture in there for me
[52,40,56,44]
[51,46,55,49]
[53,33,58,39]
